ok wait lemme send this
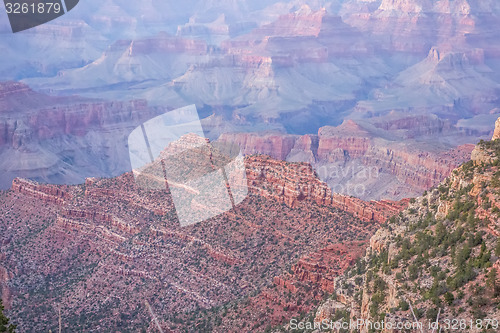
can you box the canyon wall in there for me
[218,118,473,201]
[319,120,500,332]
[0,82,165,189]
[493,118,500,140]
[11,178,72,205]
[218,132,298,160]
[0,153,394,331]
[245,155,407,223]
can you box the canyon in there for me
[0,80,477,202]
[16,1,500,142]
[1,0,499,202]
[494,118,500,140]
[0,81,167,189]
[245,155,407,223]
[219,118,475,200]
[0,151,406,332]
[0,1,500,331]
[300,117,500,333]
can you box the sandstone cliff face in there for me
[317,121,371,162]
[291,242,367,294]
[471,124,500,165]
[0,151,395,332]
[493,117,500,140]
[217,132,298,160]
[305,121,500,333]
[253,5,325,38]
[245,155,407,223]
[0,82,164,189]
[0,98,150,146]
[11,178,72,205]
[221,118,472,201]
[343,0,488,54]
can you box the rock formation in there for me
[0,151,403,331]
[0,82,165,189]
[219,118,474,201]
[245,155,408,223]
[11,178,72,205]
[493,117,500,140]
[302,119,500,333]
[218,132,298,160]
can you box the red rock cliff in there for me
[223,118,472,200]
[219,132,298,160]
[245,155,407,223]
[11,178,71,205]
[493,117,500,140]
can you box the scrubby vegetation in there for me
[299,138,500,332]
[0,300,16,333]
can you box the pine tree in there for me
[0,299,16,333]
[487,268,500,298]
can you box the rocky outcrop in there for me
[493,117,500,140]
[306,119,500,333]
[218,132,298,160]
[331,195,409,224]
[369,228,393,254]
[316,120,371,161]
[287,134,319,164]
[223,118,473,201]
[0,82,164,189]
[471,146,494,165]
[291,243,366,294]
[273,276,298,293]
[245,155,407,223]
[314,299,346,324]
[11,178,71,205]
[471,140,499,165]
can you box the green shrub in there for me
[398,300,409,311]
[444,292,454,305]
